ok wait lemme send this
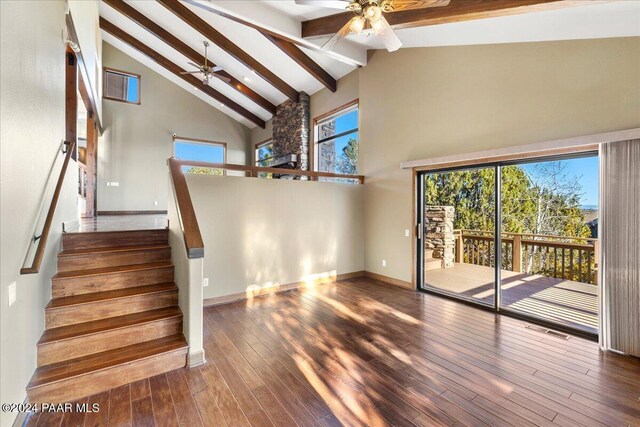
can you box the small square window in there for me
[103,68,140,104]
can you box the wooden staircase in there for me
[27,229,188,404]
[425,249,443,271]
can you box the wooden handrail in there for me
[168,158,204,259]
[448,228,598,284]
[456,228,597,243]
[173,159,366,184]
[21,141,76,275]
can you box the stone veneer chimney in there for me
[425,206,455,269]
[272,92,310,171]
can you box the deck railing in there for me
[453,229,598,285]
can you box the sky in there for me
[521,155,599,207]
[324,108,358,163]
[174,141,225,163]
[126,76,139,103]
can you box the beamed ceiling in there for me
[99,0,640,128]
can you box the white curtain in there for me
[599,139,640,356]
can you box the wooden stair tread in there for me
[58,244,170,257]
[52,261,173,279]
[65,228,167,236]
[28,334,187,389]
[46,283,178,309]
[38,307,182,344]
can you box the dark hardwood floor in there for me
[25,277,640,426]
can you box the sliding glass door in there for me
[418,154,599,336]
[418,166,496,306]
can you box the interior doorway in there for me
[66,47,97,218]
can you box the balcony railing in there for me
[453,229,598,285]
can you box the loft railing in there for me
[174,159,365,184]
[167,158,365,259]
[21,140,76,275]
[452,229,598,285]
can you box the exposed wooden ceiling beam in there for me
[157,0,300,102]
[302,0,574,38]
[103,0,276,115]
[262,33,337,92]
[100,17,266,128]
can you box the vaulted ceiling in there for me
[99,0,640,128]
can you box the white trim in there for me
[400,128,640,170]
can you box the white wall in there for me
[99,43,251,212]
[185,174,364,300]
[0,1,79,426]
[68,0,102,120]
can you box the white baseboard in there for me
[188,349,206,367]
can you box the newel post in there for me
[513,234,523,272]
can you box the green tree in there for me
[425,163,590,239]
[336,137,358,175]
[185,166,223,175]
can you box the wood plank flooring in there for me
[24,277,640,427]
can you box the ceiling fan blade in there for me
[211,65,223,72]
[376,16,402,52]
[187,61,201,69]
[180,70,203,74]
[321,17,356,51]
[295,0,350,10]
[388,0,450,11]
[213,73,232,84]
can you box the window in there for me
[173,136,226,175]
[255,139,274,167]
[103,68,140,104]
[314,101,358,175]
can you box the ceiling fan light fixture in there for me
[363,4,382,22]
[349,16,366,34]
[370,16,386,34]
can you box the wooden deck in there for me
[23,277,639,427]
[425,263,598,334]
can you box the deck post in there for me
[593,240,599,285]
[513,234,522,272]
[455,232,464,263]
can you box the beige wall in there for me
[185,174,364,300]
[99,43,251,212]
[249,70,359,163]
[360,37,640,282]
[0,2,79,426]
[250,37,640,285]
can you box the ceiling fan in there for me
[180,41,231,85]
[295,0,450,52]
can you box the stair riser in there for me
[27,348,187,404]
[63,230,168,251]
[45,291,178,328]
[52,267,175,298]
[57,248,171,272]
[37,317,182,367]
[425,259,443,271]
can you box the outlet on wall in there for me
[203,278,209,287]
[8,282,16,306]
[154,201,158,206]
[405,229,410,237]
[382,260,387,267]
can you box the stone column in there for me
[271,91,310,174]
[425,206,455,268]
